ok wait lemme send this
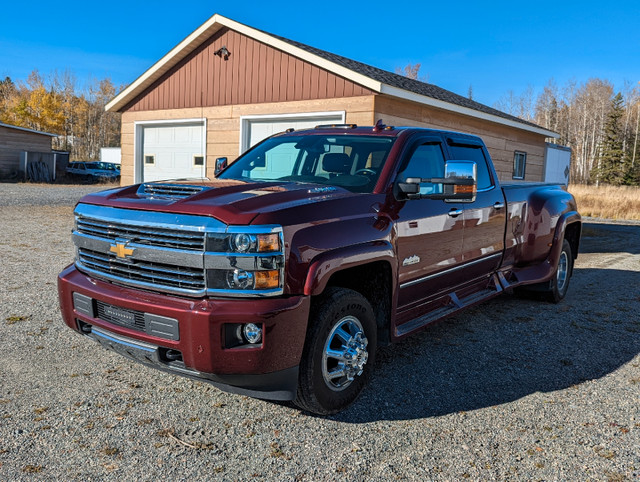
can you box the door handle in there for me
[448,208,463,217]
[493,202,505,210]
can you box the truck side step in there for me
[395,286,498,337]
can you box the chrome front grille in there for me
[76,216,205,251]
[73,203,224,297]
[78,248,206,291]
[72,203,285,298]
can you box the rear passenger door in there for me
[445,136,507,281]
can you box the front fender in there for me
[303,241,396,296]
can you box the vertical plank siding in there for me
[123,28,373,112]
[0,126,52,177]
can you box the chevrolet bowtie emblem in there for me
[110,239,135,259]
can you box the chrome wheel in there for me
[557,250,569,293]
[322,316,369,391]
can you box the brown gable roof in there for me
[106,14,557,138]
[269,33,546,132]
[121,28,374,112]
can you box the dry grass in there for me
[569,184,640,220]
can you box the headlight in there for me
[204,226,284,296]
[232,233,255,252]
[206,232,281,253]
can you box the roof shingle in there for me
[269,33,546,131]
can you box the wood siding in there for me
[374,96,546,182]
[119,96,376,185]
[123,28,374,113]
[0,126,52,177]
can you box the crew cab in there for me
[58,124,581,414]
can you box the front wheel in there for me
[294,287,377,415]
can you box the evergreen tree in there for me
[623,101,640,185]
[592,92,626,185]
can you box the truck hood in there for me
[78,179,357,225]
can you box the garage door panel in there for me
[142,122,205,182]
[157,153,173,169]
[244,114,343,151]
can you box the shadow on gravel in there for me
[332,267,640,423]
[580,223,640,254]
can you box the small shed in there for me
[100,147,122,164]
[0,122,56,180]
[106,14,560,185]
[543,143,572,185]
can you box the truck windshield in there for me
[219,135,395,193]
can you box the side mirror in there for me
[397,161,477,202]
[214,157,228,177]
[397,178,421,198]
[439,160,477,202]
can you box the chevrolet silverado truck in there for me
[58,123,581,415]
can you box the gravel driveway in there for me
[1,183,639,480]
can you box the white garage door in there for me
[142,123,205,182]
[242,113,344,152]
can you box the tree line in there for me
[494,79,640,185]
[3,67,638,186]
[0,70,122,162]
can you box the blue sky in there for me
[1,1,638,108]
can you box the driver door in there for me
[394,137,465,326]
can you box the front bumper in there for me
[58,264,310,400]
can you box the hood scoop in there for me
[138,183,208,200]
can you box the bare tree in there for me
[395,63,429,83]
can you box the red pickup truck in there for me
[58,124,581,414]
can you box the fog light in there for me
[243,323,262,344]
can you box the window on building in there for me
[144,155,155,165]
[513,151,526,180]
[193,155,204,166]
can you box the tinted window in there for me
[220,135,395,194]
[448,144,492,190]
[398,143,446,195]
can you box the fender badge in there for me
[402,255,420,266]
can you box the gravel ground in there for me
[1,183,639,480]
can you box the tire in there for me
[514,239,573,303]
[294,287,377,415]
[544,239,573,303]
